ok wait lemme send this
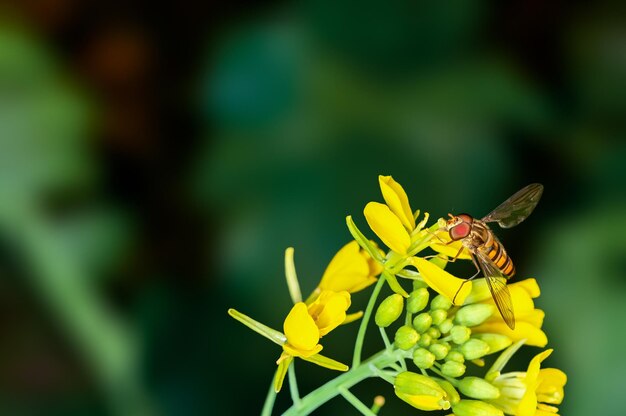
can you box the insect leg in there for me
[451,254,481,304]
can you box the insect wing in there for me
[481,183,543,229]
[475,251,515,329]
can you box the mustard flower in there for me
[489,349,567,415]
[317,240,382,294]
[467,278,547,347]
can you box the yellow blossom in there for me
[490,349,567,416]
[466,278,547,347]
[318,240,381,293]
[364,175,417,255]
[409,257,472,305]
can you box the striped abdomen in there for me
[486,238,515,278]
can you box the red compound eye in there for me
[450,222,471,240]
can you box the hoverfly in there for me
[440,183,544,329]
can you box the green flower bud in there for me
[375,294,404,327]
[412,348,436,369]
[395,325,420,350]
[459,339,490,360]
[434,379,460,405]
[407,288,430,313]
[427,327,441,339]
[450,325,471,345]
[412,280,429,291]
[418,333,432,347]
[394,371,450,411]
[431,294,453,310]
[413,312,432,333]
[441,361,466,378]
[452,399,504,416]
[472,334,512,354]
[458,377,500,400]
[429,342,450,360]
[445,350,465,363]
[455,304,495,327]
[438,318,454,334]
[430,309,447,325]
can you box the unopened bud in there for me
[452,399,504,416]
[435,379,460,405]
[450,325,471,345]
[394,371,450,411]
[460,339,490,360]
[472,334,512,354]
[375,294,404,327]
[429,342,450,360]
[431,294,453,310]
[395,325,420,350]
[412,348,436,369]
[418,333,432,347]
[430,309,447,325]
[441,361,466,378]
[445,350,465,363]
[458,377,500,400]
[427,327,441,339]
[438,318,454,334]
[455,304,495,327]
[413,312,432,333]
[407,288,430,313]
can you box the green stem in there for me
[283,349,404,416]
[379,327,392,350]
[288,362,301,407]
[339,387,376,416]
[352,274,386,367]
[261,377,277,416]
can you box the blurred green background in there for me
[0,1,624,415]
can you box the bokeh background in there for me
[0,1,624,415]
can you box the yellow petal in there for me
[319,241,377,293]
[379,175,415,231]
[482,285,536,318]
[342,311,363,325]
[517,350,553,416]
[538,368,567,393]
[411,257,472,305]
[472,322,548,347]
[314,291,351,336]
[395,392,447,411]
[282,342,323,358]
[284,303,320,351]
[430,235,472,260]
[520,308,545,328]
[510,278,540,298]
[364,202,411,255]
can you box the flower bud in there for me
[412,312,432,333]
[455,304,495,327]
[412,348,436,369]
[435,379,460,405]
[395,325,420,350]
[418,333,432,347]
[438,318,454,334]
[445,350,465,363]
[427,327,441,339]
[458,377,500,400]
[441,361,466,378]
[407,288,429,313]
[394,371,450,411]
[430,309,447,325]
[412,279,429,291]
[452,399,504,416]
[459,339,490,360]
[429,342,450,360]
[375,294,404,327]
[471,334,512,354]
[450,325,471,344]
[431,294,452,310]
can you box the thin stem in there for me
[283,348,405,416]
[353,274,386,367]
[379,327,392,350]
[288,362,301,408]
[339,387,376,416]
[261,378,278,416]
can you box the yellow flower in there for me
[409,257,472,305]
[317,241,382,293]
[283,290,351,357]
[364,175,416,255]
[466,278,547,347]
[489,349,567,416]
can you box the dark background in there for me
[0,1,624,415]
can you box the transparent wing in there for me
[481,183,543,229]
[475,250,515,329]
